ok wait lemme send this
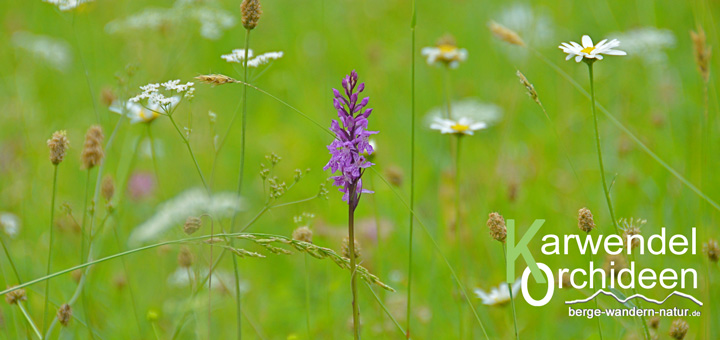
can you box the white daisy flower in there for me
[474,279,521,306]
[427,99,501,135]
[421,35,468,69]
[430,117,486,135]
[43,0,93,11]
[11,32,72,72]
[559,35,627,62]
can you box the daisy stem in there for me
[503,243,519,340]
[587,63,620,235]
[587,250,603,340]
[349,188,361,340]
[444,67,453,119]
[18,302,42,340]
[454,135,462,238]
[42,164,58,334]
[406,2,416,336]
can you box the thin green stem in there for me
[349,196,360,340]
[444,68,453,118]
[304,254,312,339]
[454,135,462,237]
[42,164,59,333]
[147,125,163,196]
[167,115,209,192]
[234,30,252,340]
[18,302,42,340]
[587,250,603,340]
[366,281,407,338]
[587,63,620,234]
[503,243,519,340]
[0,235,21,283]
[629,251,650,340]
[112,221,143,336]
[406,10,416,337]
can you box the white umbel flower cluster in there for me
[129,80,194,109]
[43,0,93,11]
[11,32,72,72]
[105,0,236,40]
[222,49,284,68]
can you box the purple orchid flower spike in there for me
[323,71,378,207]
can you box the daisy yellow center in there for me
[437,44,457,54]
[451,123,470,132]
[139,109,159,122]
[580,46,596,54]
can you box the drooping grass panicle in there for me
[488,21,525,47]
[80,125,104,169]
[195,74,238,86]
[516,70,541,106]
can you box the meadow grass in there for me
[0,0,719,339]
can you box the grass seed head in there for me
[703,239,719,262]
[648,316,660,329]
[4,287,26,305]
[47,130,70,165]
[241,0,262,30]
[487,212,507,243]
[489,21,525,46]
[177,246,194,268]
[57,303,72,327]
[669,318,689,339]
[578,207,595,233]
[183,216,202,235]
[516,70,540,105]
[341,237,361,259]
[101,175,115,202]
[292,226,313,243]
[690,27,712,82]
[195,74,238,86]
[81,125,104,169]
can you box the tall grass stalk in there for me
[304,254,312,338]
[454,135,462,237]
[587,251,603,339]
[147,125,163,196]
[405,1,417,337]
[42,164,59,333]
[586,62,620,235]
[18,302,42,340]
[503,243,519,340]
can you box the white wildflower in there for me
[43,0,93,11]
[496,4,554,48]
[426,98,502,135]
[221,49,254,63]
[128,188,244,245]
[421,44,468,69]
[474,279,521,306]
[246,51,284,68]
[0,213,20,238]
[11,32,72,72]
[559,35,627,62]
[610,27,675,65]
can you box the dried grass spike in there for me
[690,27,712,82]
[241,0,262,30]
[81,125,104,169]
[578,207,595,233]
[195,74,238,86]
[47,130,70,165]
[57,303,72,327]
[489,21,525,46]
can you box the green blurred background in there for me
[0,0,719,338]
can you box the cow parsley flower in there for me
[559,35,627,62]
[421,35,468,69]
[221,49,283,68]
[474,279,521,306]
[43,0,93,11]
[324,71,378,205]
[129,80,194,113]
[11,32,72,72]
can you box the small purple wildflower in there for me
[323,70,378,206]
